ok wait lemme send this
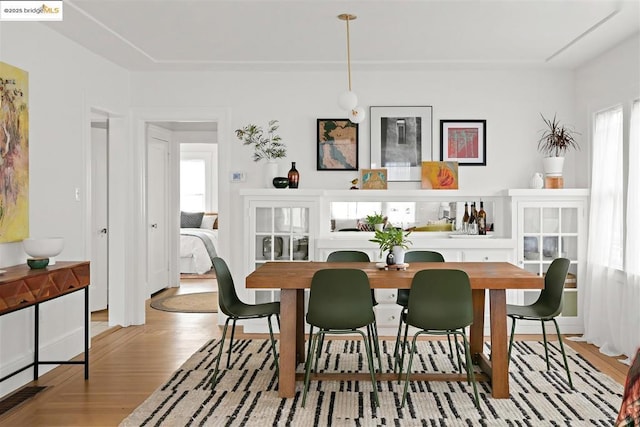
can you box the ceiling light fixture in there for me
[337,13,365,124]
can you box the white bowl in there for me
[23,237,64,258]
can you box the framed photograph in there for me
[361,168,388,189]
[440,120,486,166]
[317,119,358,170]
[370,106,433,182]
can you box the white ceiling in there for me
[45,0,640,72]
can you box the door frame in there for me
[129,107,231,326]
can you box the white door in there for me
[146,125,170,295]
[90,120,109,311]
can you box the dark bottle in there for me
[462,202,470,227]
[469,202,476,225]
[478,201,487,235]
[288,162,299,188]
[386,251,396,266]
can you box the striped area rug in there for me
[120,339,623,426]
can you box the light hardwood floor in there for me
[0,277,630,426]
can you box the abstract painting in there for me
[0,62,29,242]
[317,119,358,170]
[421,161,459,189]
[440,120,486,166]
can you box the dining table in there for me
[245,261,543,399]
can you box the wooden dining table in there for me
[246,261,543,399]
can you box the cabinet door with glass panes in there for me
[247,200,316,305]
[516,199,586,332]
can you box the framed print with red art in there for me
[440,120,486,166]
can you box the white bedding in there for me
[180,228,218,274]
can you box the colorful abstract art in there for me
[0,62,29,242]
[421,161,459,189]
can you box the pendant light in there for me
[338,13,365,124]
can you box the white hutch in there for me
[240,188,588,335]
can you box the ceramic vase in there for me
[264,161,278,188]
[392,246,405,265]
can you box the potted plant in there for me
[365,211,385,231]
[235,120,287,187]
[537,113,580,178]
[369,226,412,264]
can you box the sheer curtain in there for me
[580,103,640,362]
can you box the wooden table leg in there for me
[489,289,509,398]
[295,289,305,363]
[279,289,298,397]
[470,289,485,357]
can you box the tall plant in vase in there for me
[369,226,412,265]
[235,120,287,187]
[537,114,580,185]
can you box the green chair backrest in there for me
[307,269,375,330]
[211,257,242,317]
[535,257,570,318]
[403,250,445,263]
[326,250,370,262]
[406,269,473,330]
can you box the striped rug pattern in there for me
[120,339,623,426]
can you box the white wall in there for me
[0,22,130,398]
[130,67,581,289]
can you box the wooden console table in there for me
[0,261,90,383]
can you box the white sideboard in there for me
[239,188,588,335]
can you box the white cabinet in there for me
[241,190,320,308]
[509,189,588,334]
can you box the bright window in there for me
[180,159,206,212]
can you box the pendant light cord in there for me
[346,17,352,91]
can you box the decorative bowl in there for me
[23,237,64,259]
[27,257,50,269]
[272,177,289,189]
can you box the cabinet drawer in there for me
[375,305,403,327]
[462,249,513,262]
[375,289,398,304]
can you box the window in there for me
[180,159,206,212]
[592,106,624,269]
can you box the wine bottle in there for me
[462,202,470,232]
[469,202,476,225]
[287,162,299,188]
[478,201,487,235]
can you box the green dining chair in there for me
[393,250,462,373]
[507,257,573,388]
[399,269,479,409]
[322,250,381,373]
[210,257,280,388]
[302,268,379,407]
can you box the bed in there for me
[180,212,219,274]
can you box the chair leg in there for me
[552,318,573,389]
[302,332,320,407]
[211,318,230,389]
[400,334,419,408]
[541,320,550,370]
[460,331,480,409]
[397,320,410,383]
[359,329,380,407]
[393,309,406,373]
[370,318,382,373]
[306,325,314,360]
[267,315,279,376]
[508,317,517,362]
[314,332,325,373]
[227,319,237,368]
[452,332,463,374]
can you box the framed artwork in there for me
[370,106,433,182]
[361,168,388,190]
[421,161,459,189]
[0,62,29,242]
[440,120,486,166]
[317,118,358,170]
